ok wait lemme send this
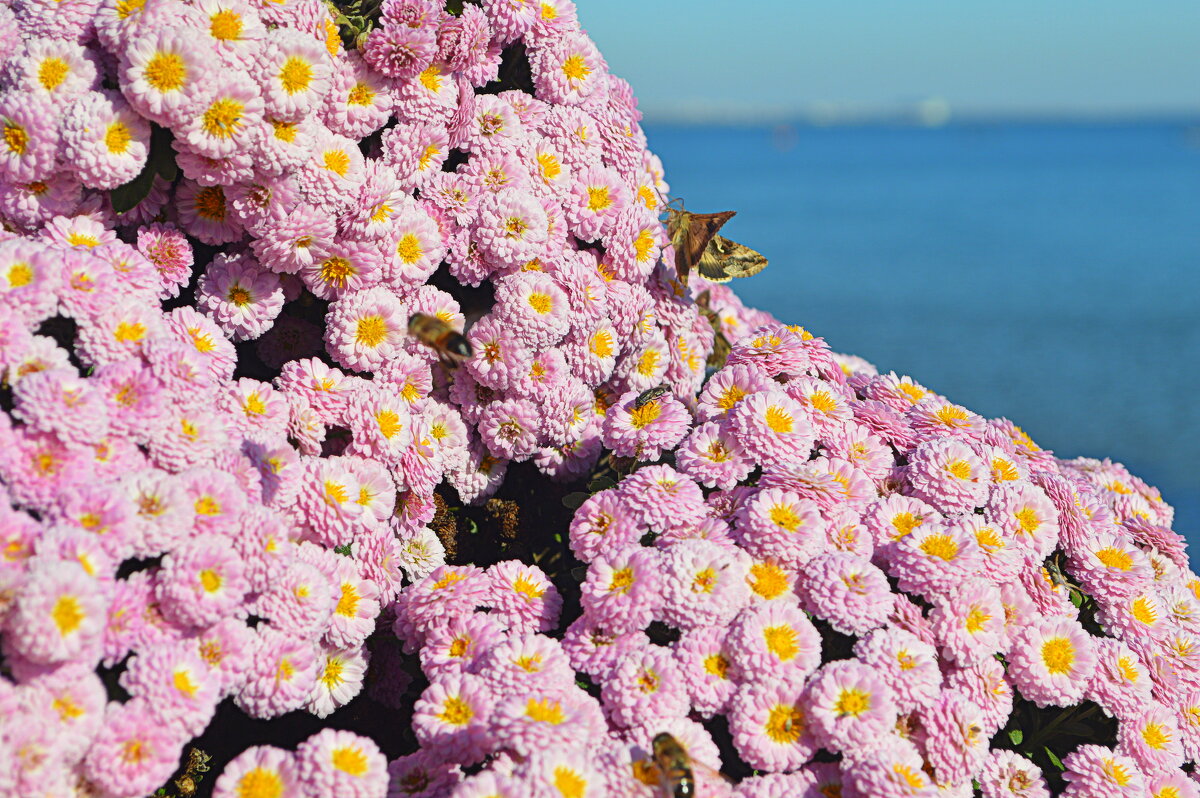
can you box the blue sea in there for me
[644,121,1200,545]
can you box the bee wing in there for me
[669,209,736,287]
[691,760,734,786]
[697,235,768,283]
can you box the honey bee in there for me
[650,733,728,797]
[633,385,670,409]
[408,313,472,367]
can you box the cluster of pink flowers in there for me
[0,0,1196,796]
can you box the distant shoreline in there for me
[639,112,1200,130]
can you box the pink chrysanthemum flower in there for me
[12,367,110,446]
[696,363,771,422]
[727,602,822,685]
[907,396,986,442]
[566,164,628,242]
[906,435,987,512]
[660,538,751,631]
[479,398,542,461]
[325,287,408,373]
[256,558,336,637]
[1087,637,1155,721]
[420,612,505,679]
[480,634,577,701]
[0,172,84,230]
[136,222,195,299]
[1070,529,1153,598]
[196,254,284,341]
[255,27,331,121]
[8,559,105,665]
[602,643,689,728]
[119,28,212,123]
[675,420,753,490]
[919,689,987,788]
[674,625,738,718]
[0,92,59,184]
[325,51,393,139]
[1117,702,1185,777]
[734,487,826,568]
[61,90,151,190]
[9,39,97,102]
[296,728,389,798]
[250,204,334,275]
[236,626,319,719]
[728,678,817,773]
[473,189,549,270]
[120,643,221,736]
[156,539,248,628]
[807,659,897,755]
[306,643,368,719]
[0,238,60,324]
[567,489,641,564]
[362,19,437,80]
[861,493,942,553]
[530,31,606,105]
[212,746,302,798]
[83,700,186,798]
[729,390,816,468]
[176,180,244,245]
[601,388,691,460]
[412,671,495,765]
[179,71,264,159]
[800,553,893,636]
[560,616,648,680]
[930,578,1008,667]
[493,271,572,349]
[580,546,661,633]
[978,750,1050,798]
[888,520,982,600]
[1060,745,1146,798]
[985,481,1061,560]
[487,560,562,635]
[1008,616,1097,707]
[300,239,383,300]
[853,627,942,713]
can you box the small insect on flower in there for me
[634,384,670,410]
[665,201,768,287]
[408,313,472,367]
[647,732,728,797]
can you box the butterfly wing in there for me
[697,234,768,283]
[668,209,736,287]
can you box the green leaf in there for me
[587,475,616,493]
[1008,728,1024,745]
[445,0,464,14]
[1044,746,1064,771]
[110,124,175,214]
[561,492,589,510]
[334,543,353,556]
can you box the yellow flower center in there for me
[52,595,84,636]
[202,98,244,140]
[525,698,564,724]
[144,52,187,92]
[692,567,717,593]
[763,624,799,661]
[946,459,973,480]
[1095,547,1133,571]
[319,256,354,288]
[3,122,28,155]
[355,315,388,347]
[628,401,663,429]
[279,57,312,94]
[438,695,473,726]
[585,185,611,212]
[38,58,69,91]
[765,405,794,434]
[528,292,553,314]
[834,688,871,717]
[633,228,655,262]
[610,567,634,594]
[636,349,660,377]
[513,574,546,600]
[809,390,838,415]
[53,695,84,720]
[965,606,991,633]
[553,766,586,798]
[210,9,243,40]
[1117,656,1140,683]
[561,54,591,81]
[7,262,32,287]
[589,329,613,358]
[319,657,344,688]
[323,149,350,176]
[1103,759,1133,786]
[347,82,375,106]
[236,768,283,798]
[395,233,423,263]
[271,119,298,143]
[1014,507,1041,534]
[918,533,959,561]
[704,652,730,679]
[227,285,251,306]
[765,704,805,743]
[749,562,790,599]
[330,746,368,777]
[198,569,222,592]
[770,503,803,532]
[1142,722,1170,750]
[173,669,198,697]
[1132,595,1159,626]
[1041,636,1075,674]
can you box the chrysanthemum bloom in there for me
[0,238,61,325]
[133,221,194,299]
[601,389,691,460]
[12,367,110,446]
[842,736,937,797]
[1069,529,1153,599]
[808,660,898,755]
[119,643,221,736]
[480,634,578,702]
[1086,637,1155,721]
[487,560,562,635]
[1007,616,1097,707]
[941,658,1013,739]
[295,728,389,798]
[1117,702,1186,777]
[0,92,59,184]
[302,643,367,719]
[489,687,600,757]
[674,625,738,718]
[256,558,336,638]
[800,553,893,636]
[298,239,381,301]
[985,482,1061,559]
[727,602,822,685]
[212,746,302,798]
[530,30,606,105]
[563,163,627,242]
[420,612,506,678]
[411,671,495,765]
[567,489,641,563]
[236,626,318,719]
[861,493,942,554]
[888,520,982,600]
[195,254,283,343]
[478,398,542,461]
[728,678,817,773]
[83,699,187,798]
[579,546,661,633]
[602,643,689,728]
[919,689,987,788]
[175,179,245,245]
[674,420,754,491]
[853,627,942,713]
[8,558,105,665]
[492,272,571,350]
[156,539,248,628]
[906,395,986,443]
[255,26,330,120]
[977,749,1050,798]
[660,539,751,631]
[903,437,988,515]
[1060,745,1146,798]
[733,487,826,568]
[729,390,816,468]
[60,89,150,190]
[323,287,408,373]
[696,363,772,422]
[385,750,465,798]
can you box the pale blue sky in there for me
[580,1,1200,121]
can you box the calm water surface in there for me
[644,122,1200,542]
